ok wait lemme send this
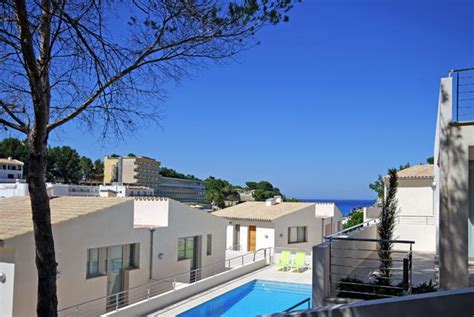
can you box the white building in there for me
[212,197,343,252]
[99,184,155,197]
[382,164,436,252]
[0,158,23,182]
[0,196,226,316]
[433,71,474,289]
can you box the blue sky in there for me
[15,0,474,199]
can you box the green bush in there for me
[412,280,436,294]
[343,210,364,229]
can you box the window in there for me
[178,238,186,260]
[87,247,107,278]
[206,234,212,256]
[125,243,140,269]
[86,243,139,278]
[288,226,307,244]
[178,236,198,261]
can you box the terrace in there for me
[313,219,438,306]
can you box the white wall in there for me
[383,178,436,252]
[151,200,227,281]
[256,227,275,250]
[0,181,28,199]
[393,221,436,252]
[223,220,274,252]
[274,205,324,251]
[226,225,234,249]
[134,198,169,227]
[395,179,434,217]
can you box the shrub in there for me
[343,210,364,229]
[412,280,436,294]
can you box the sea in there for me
[298,199,376,216]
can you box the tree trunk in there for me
[28,128,58,316]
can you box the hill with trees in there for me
[0,137,292,206]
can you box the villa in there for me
[381,164,436,252]
[212,197,343,253]
[0,196,227,316]
[0,158,23,182]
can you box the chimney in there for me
[265,197,277,207]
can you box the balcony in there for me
[313,220,438,306]
[450,68,474,125]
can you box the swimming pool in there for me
[177,280,312,317]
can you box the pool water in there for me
[177,280,312,317]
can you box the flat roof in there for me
[212,201,316,222]
[0,196,133,241]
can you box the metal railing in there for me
[325,236,414,300]
[226,243,242,251]
[325,218,378,239]
[450,68,474,122]
[58,247,271,316]
[396,215,434,225]
[282,297,311,312]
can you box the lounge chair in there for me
[277,251,291,271]
[290,252,307,272]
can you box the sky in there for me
[6,0,473,200]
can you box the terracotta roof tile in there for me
[212,201,316,221]
[0,196,132,241]
[394,164,434,179]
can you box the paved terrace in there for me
[150,264,312,316]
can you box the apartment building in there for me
[0,158,23,182]
[103,155,206,203]
[0,196,226,316]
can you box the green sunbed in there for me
[277,251,291,271]
[290,252,307,272]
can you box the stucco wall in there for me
[151,200,227,281]
[134,198,169,227]
[224,220,274,252]
[435,76,471,289]
[381,177,436,252]
[396,179,434,216]
[0,254,15,317]
[274,206,324,251]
